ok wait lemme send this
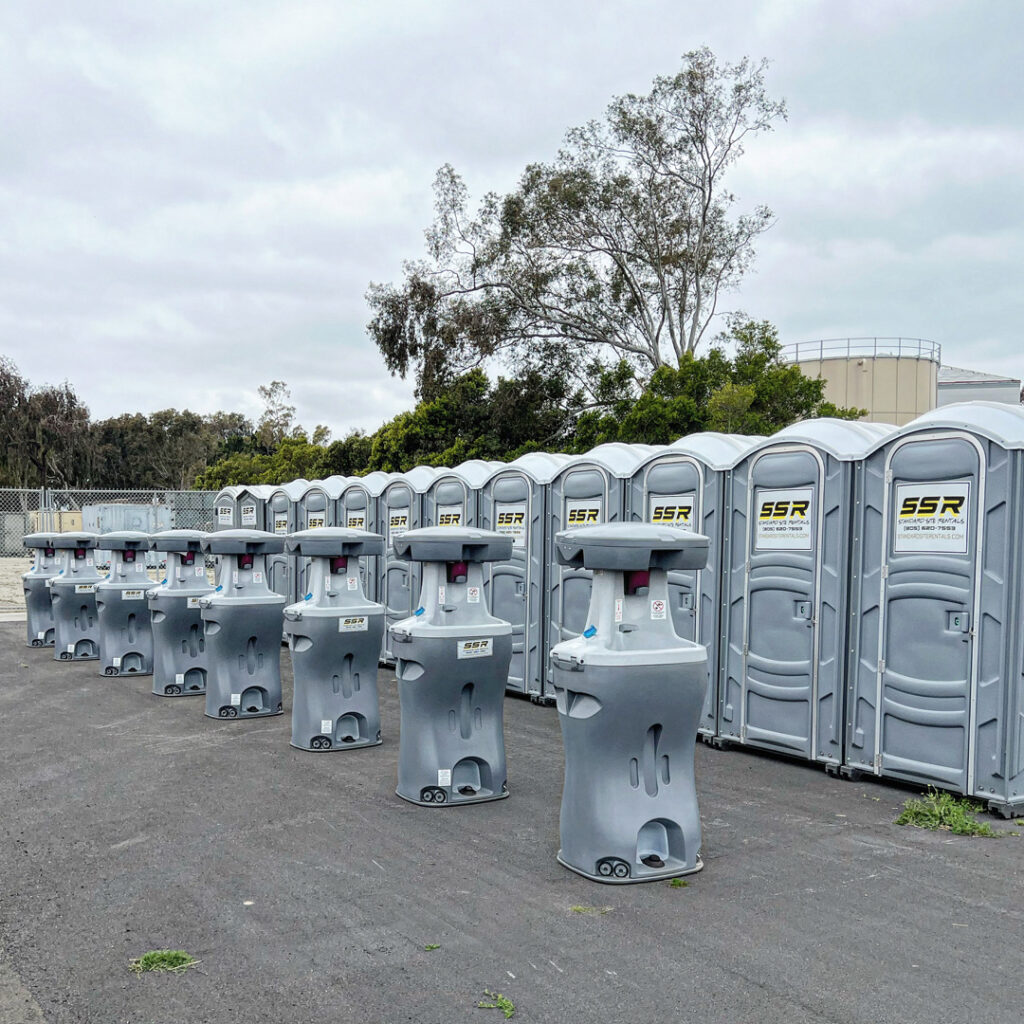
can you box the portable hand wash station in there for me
[147,530,213,696]
[283,528,386,750]
[199,530,286,719]
[49,532,102,661]
[95,531,154,676]
[549,523,709,884]
[391,527,513,805]
[21,533,60,648]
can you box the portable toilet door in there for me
[845,403,1024,816]
[545,443,659,697]
[720,420,896,766]
[336,472,393,602]
[264,480,308,602]
[423,461,505,528]
[628,433,763,737]
[293,478,347,600]
[479,452,574,698]
[380,467,448,663]
[236,485,274,532]
[214,486,242,531]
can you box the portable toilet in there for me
[213,486,242,531]
[293,477,350,600]
[213,487,242,531]
[423,461,505,528]
[379,466,449,663]
[337,472,395,602]
[845,402,1024,817]
[479,452,574,698]
[628,433,764,737]
[719,419,896,767]
[236,485,275,531]
[263,479,309,602]
[544,444,660,697]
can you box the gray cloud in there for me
[1,0,1021,440]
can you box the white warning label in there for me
[436,504,463,527]
[648,492,696,530]
[494,502,527,547]
[240,504,257,526]
[230,693,241,706]
[893,481,971,554]
[339,616,369,632]
[252,571,264,584]
[467,586,480,604]
[347,576,359,591]
[437,768,452,787]
[321,719,333,734]
[614,597,623,623]
[457,638,492,659]
[273,512,289,535]
[754,488,814,551]
[650,599,667,620]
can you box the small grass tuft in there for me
[129,950,198,974]
[570,904,612,914]
[668,877,690,888]
[1014,819,1024,826]
[424,943,441,951]
[478,989,515,1019]
[895,789,1001,837]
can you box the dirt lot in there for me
[1,621,1022,1023]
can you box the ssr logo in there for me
[338,616,368,632]
[307,516,325,529]
[759,499,810,520]
[457,638,493,659]
[651,504,692,524]
[347,516,365,528]
[898,496,965,518]
[438,513,461,526]
[497,511,525,527]
[567,507,600,524]
[390,514,408,528]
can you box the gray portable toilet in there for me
[213,486,243,531]
[719,419,896,766]
[95,531,154,676]
[845,402,1024,817]
[22,533,60,648]
[544,444,659,696]
[236,484,275,531]
[264,479,309,603]
[379,467,449,664]
[199,529,286,719]
[390,527,514,805]
[147,529,213,697]
[293,477,349,602]
[549,523,710,883]
[49,532,102,661]
[283,528,386,751]
[478,452,574,698]
[337,472,394,603]
[628,433,763,737]
[423,461,505,528]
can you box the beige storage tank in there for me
[783,338,940,426]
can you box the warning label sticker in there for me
[494,502,527,547]
[650,599,667,620]
[240,504,257,526]
[754,488,814,551]
[893,481,970,554]
[436,504,462,527]
[648,492,696,530]
[321,719,333,734]
[457,638,492,659]
[437,768,452,787]
[467,586,480,604]
[566,497,603,527]
[273,512,289,534]
[339,616,369,632]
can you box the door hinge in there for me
[742,643,749,656]
[741,725,747,742]
[885,470,893,484]
[881,565,888,579]
[874,753,882,770]
[878,659,885,674]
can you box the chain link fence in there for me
[0,488,219,613]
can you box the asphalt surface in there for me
[1,620,1022,1024]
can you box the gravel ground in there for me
[1,621,1022,1024]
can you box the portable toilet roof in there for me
[393,466,450,492]
[321,475,350,499]
[356,471,397,497]
[273,480,310,500]
[668,432,766,470]
[505,451,575,483]
[237,484,275,500]
[574,442,662,475]
[450,460,506,487]
[746,418,896,461]
[897,401,1024,448]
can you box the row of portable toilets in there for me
[23,401,1024,820]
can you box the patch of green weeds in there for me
[129,950,198,974]
[895,789,1001,837]
[424,943,440,951]
[478,989,515,1019]
[668,877,689,888]
[570,904,612,914]
[1014,819,1024,826]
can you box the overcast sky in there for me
[1,0,1021,436]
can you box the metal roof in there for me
[897,401,1024,449]
[745,418,897,462]
[665,432,766,470]
[938,365,1020,385]
[499,452,576,484]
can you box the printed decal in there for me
[494,502,528,546]
[339,616,369,632]
[893,481,970,554]
[648,492,696,530]
[754,487,814,551]
[457,638,493,659]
